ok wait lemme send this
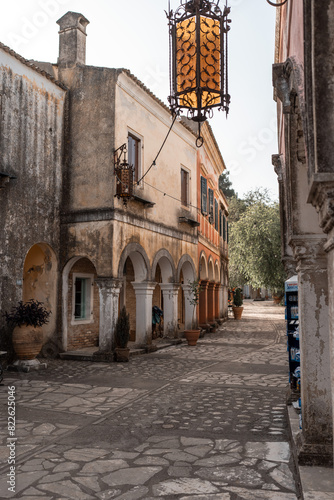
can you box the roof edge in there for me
[0,42,67,90]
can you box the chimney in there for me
[57,12,90,67]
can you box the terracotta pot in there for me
[12,325,43,360]
[184,329,201,346]
[115,347,130,362]
[273,294,283,305]
[232,306,244,320]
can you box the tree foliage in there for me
[229,196,286,292]
[219,170,236,199]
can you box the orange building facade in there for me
[197,123,229,329]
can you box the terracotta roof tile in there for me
[0,42,67,90]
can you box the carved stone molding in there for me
[273,63,292,113]
[282,256,297,278]
[307,175,334,234]
[95,277,122,293]
[272,154,283,182]
[273,58,305,114]
[289,235,328,270]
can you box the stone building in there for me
[197,124,229,330]
[272,0,333,465]
[0,42,66,353]
[0,12,228,357]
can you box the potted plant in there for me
[184,279,202,346]
[114,306,130,362]
[232,287,244,320]
[272,290,284,305]
[2,299,51,360]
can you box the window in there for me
[72,274,93,323]
[201,176,208,214]
[181,168,189,207]
[223,215,226,241]
[208,188,214,224]
[215,199,218,231]
[128,133,141,183]
[219,209,222,237]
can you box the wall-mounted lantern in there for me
[266,0,288,6]
[167,0,231,146]
[114,144,134,206]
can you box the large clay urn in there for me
[12,325,44,360]
[184,329,201,346]
[232,306,244,320]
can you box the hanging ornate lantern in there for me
[167,0,231,146]
[114,144,134,206]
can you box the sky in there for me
[0,0,279,200]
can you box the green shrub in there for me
[115,306,130,348]
[233,288,243,307]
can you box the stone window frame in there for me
[127,128,143,186]
[71,272,94,325]
[181,165,190,209]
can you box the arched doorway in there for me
[199,252,209,327]
[118,244,152,346]
[207,257,216,324]
[62,256,99,351]
[214,260,221,320]
[23,243,58,347]
[152,250,177,337]
[177,255,196,330]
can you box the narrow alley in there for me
[0,301,300,499]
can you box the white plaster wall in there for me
[115,73,197,229]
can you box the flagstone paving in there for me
[0,301,302,499]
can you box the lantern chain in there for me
[136,114,178,185]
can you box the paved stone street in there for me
[0,301,301,499]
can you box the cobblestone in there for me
[0,301,300,499]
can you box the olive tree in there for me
[229,198,286,293]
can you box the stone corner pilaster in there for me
[295,433,333,467]
[307,175,334,234]
[289,234,328,269]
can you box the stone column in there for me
[181,284,194,330]
[215,284,221,320]
[95,278,122,352]
[160,283,180,337]
[290,236,333,464]
[324,236,334,465]
[207,282,215,324]
[199,280,209,327]
[132,282,156,347]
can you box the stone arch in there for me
[177,254,196,283]
[208,256,215,282]
[214,260,220,283]
[176,254,196,331]
[117,243,150,282]
[199,251,208,280]
[152,249,176,283]
[62,255,99,351]
[23,242,58,347]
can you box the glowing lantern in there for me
[167,0,231,146]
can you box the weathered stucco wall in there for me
[0,48,65,344]
[59,65,120,212]
[115,72,198,231]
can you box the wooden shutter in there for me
[219,209,222,236]
[201,177,207,214]
[208,189,214,223]
[223,215,226,241]
[215,200,218,230]
[128,134,140,182]
[181,169,189,206]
